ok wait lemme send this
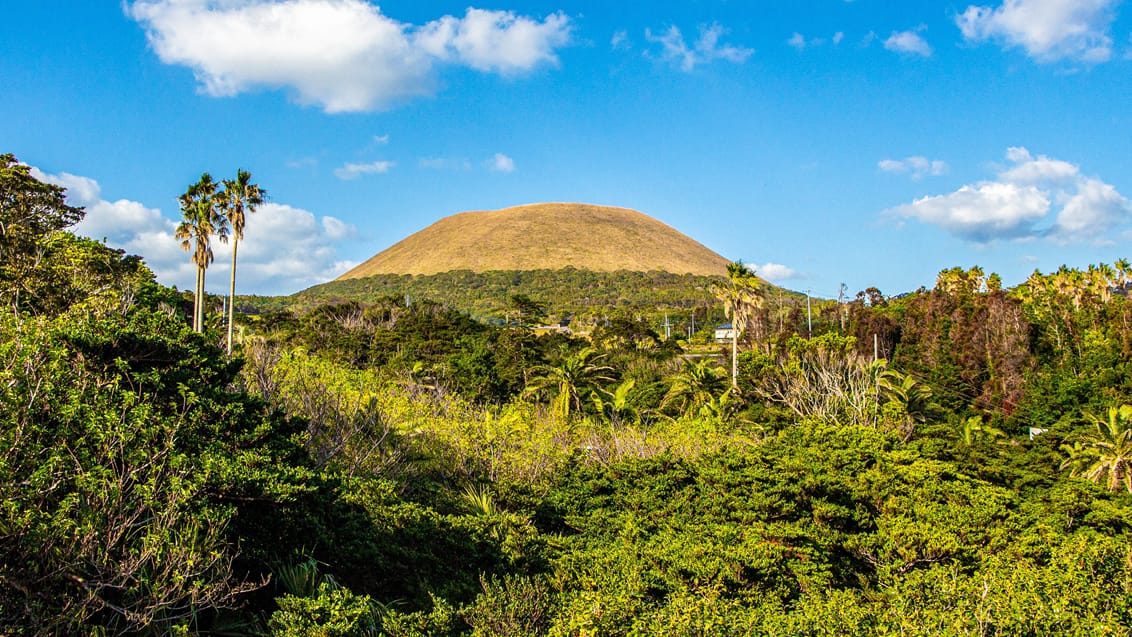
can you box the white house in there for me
[714,323,735,343]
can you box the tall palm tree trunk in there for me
[194,266,203,332]
[731,330,738,389]
[198,268,206,332]
[227,237,238,354]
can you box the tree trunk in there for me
[731,329,738,389]
[227,238,238,355]
[194,266,203,332]
[198,268,206,333]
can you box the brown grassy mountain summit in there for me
[338,203,730,279]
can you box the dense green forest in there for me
[3,155,1131,635]
[240,269,747,329]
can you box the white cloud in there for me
[788,32,839,51]
[419,157,472,171]
[29,168,175,246]
[415,8,571,73]
[884,29,932,56]
[321,216,356,241]
[878,156,949,180]
[489,153,516,173]
[286,157,318,170]
[611,30,630,50]
[373,134,390,144]
[892,182,1050,242]
[997,146,1077,183]
[334,160,394,180]
[755,262,801,282]
[887,147,1132,243]
[231,203,358,293]
[1054,177,1131,242]
[127,1,573,113]
[957,0,1116,63]
[31,166,356,295]
[645,23,753,71]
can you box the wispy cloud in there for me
[127,1,573,113]
[755,262,802,282]
[334,160,394,180]
[419,157,473,171]
[884,28,932,57]
[645,23,753,71]
[489,153,516,173]
[886,147,1132,244]
[957,0,1117,63]
[878,156,949,180]
[611,30,630,50]
[788,31,842,51]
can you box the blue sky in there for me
[4,0,1132,297]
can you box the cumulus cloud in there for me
[884,29,932,56]
[998,146,1077,183]
[31,166,356,295]
[892,182,1050,242]
[887,147,1132,243]
[956,0,1116,63]
[489,153,516,173]
[755,262,801,282]
[126,1,573,112]
[334,160,394,180]
[645,23,753,71]
[230,203,358,293]
[29,168,175,246]
[415,7,571,73]
[879,156,949,180]
[1054,177,1131,242]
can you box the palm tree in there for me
[957,415,1005,447]
[591,379,639,427]
[1091,262,1116,303]
[218,169,265,354]
[1061,405,1132,493]
[711,261,763,388]
[1114,258,1131,291]
[662,358,731,419]
[878,368,935,439]
[175,174,227,332]
[524,347,615,421]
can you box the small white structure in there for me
[714,323,735,343]
[1028,427,1048,441]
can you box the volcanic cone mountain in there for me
[338,203,730,279]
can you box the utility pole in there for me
[805,290,812,337]
[838,283,848,332]
[663,313,672,340]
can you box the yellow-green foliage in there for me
[251,346,760,490]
